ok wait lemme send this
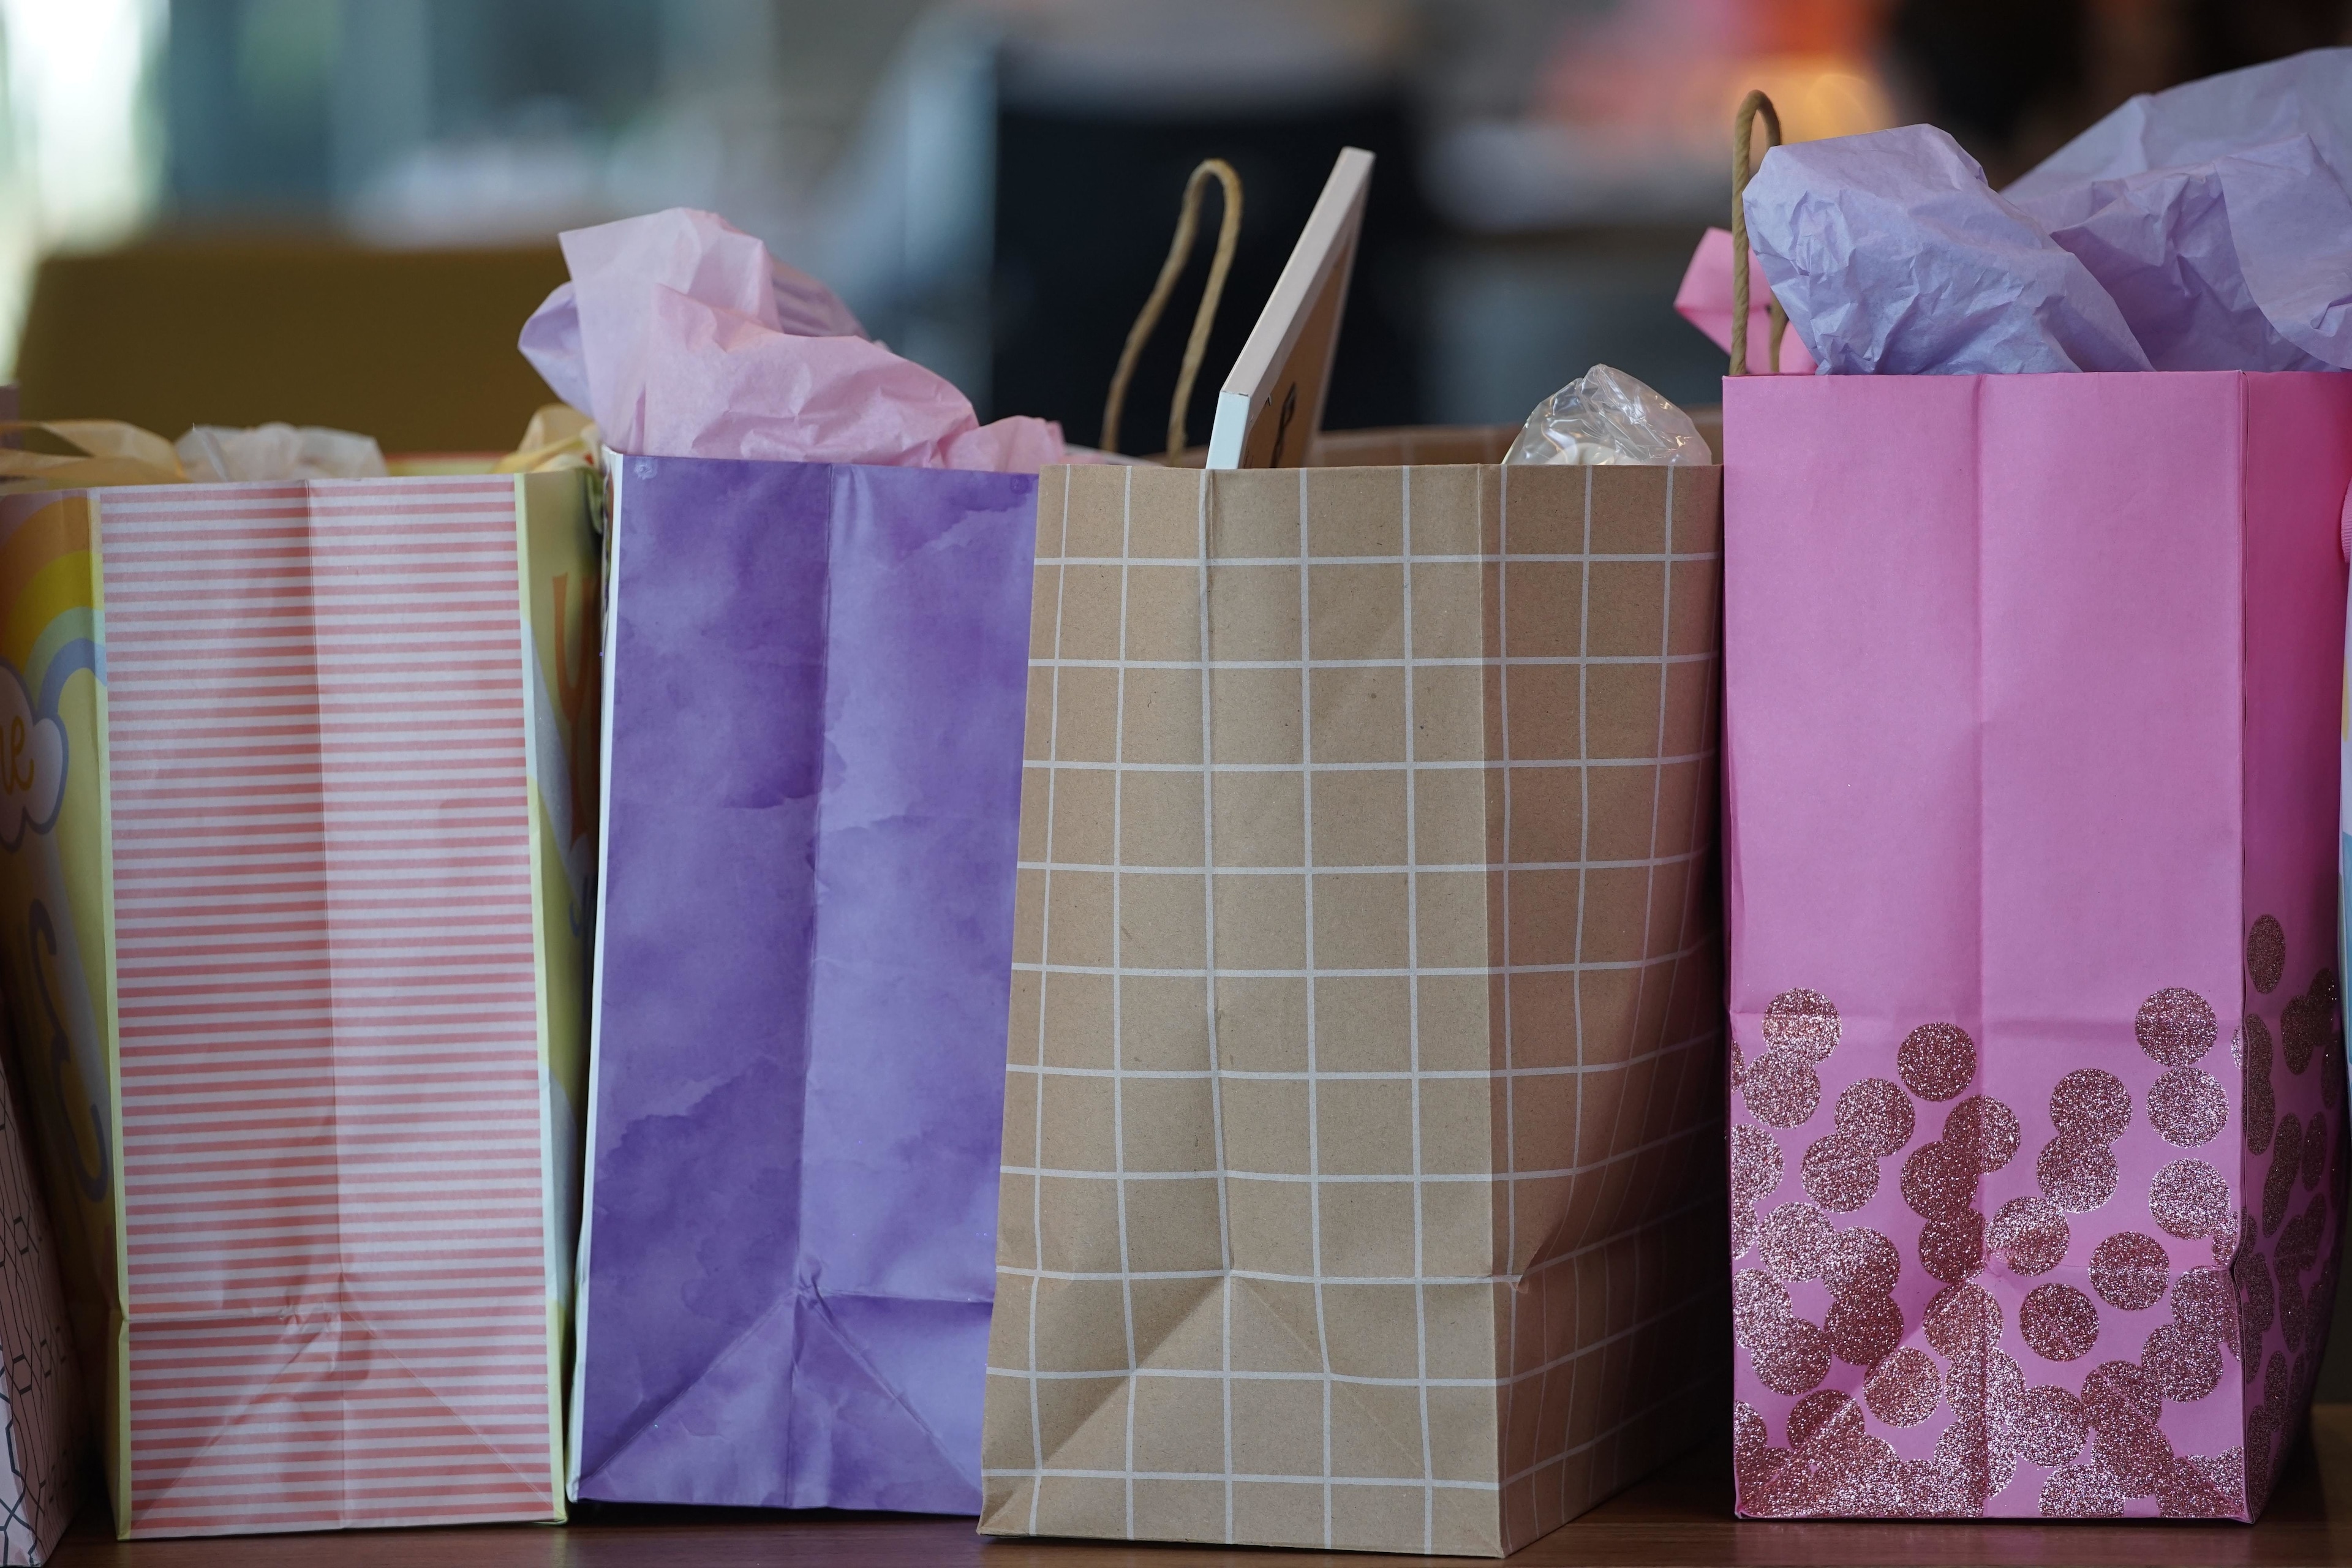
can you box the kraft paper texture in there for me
[982,434,1728,1556]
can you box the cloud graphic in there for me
[0,665,64,850]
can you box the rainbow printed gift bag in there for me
[0,472,600,1537]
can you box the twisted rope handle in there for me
[1730,90,1789,377]
[1102,159,1242,459]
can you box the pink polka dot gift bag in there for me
[1720,77,2351,1522]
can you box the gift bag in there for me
[979,434,1729,1556]
[0,1022,86,1565]
[0,470,600,1537]
[1723,368,2351,1518]
[567,455,1036,1512]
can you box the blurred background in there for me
[4,0,2351,453]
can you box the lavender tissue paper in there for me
[1739,124,2151,374]
[1740,48,2352,375]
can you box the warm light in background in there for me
[0,0,165,375]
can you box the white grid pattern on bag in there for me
[989,459,1724,1551]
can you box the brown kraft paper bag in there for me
[980,428,1730,1555]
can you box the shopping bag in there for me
[0,470,600,1536]
[567,454,1036,1512]
[1722,367,2351,1518]
[0,1022,86,1565]
[978,430,1729,1556]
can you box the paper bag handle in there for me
[0,420,184,487]
[1730,91,1789,377]
[1102,159,1243,459]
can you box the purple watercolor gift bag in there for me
[569,453,1036,1512]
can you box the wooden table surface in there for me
[48,1405,2352,1566]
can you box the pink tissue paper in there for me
[520,208,1067,472]
[1676,227,1817,374]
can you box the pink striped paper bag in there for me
[0,473,601,1537]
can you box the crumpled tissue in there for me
[1740,124,2152,374]
[1739,48,2352,375]
[1507,364,1711,466]
[520,207,1066,472]
[177,423,388,481]
[2006,48,2352,371]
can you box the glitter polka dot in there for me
[2136,987,2217,1068]
[1943,1095,2021,1173]
[1821,1227,1901,1298]
[2264,1123,2300,1235]
[2088,1232,2169,1311]
[2303,1113,2328,1191]
[1901,1139,1973,1220]
[2239,1248,2275,1349]
[2283,993,2323,1076]
[2037,1132,2119,1214]
[2158,1452,2237,1518]
[1864,1348,1940,1427]
[1733,1268,1790,1348]
[1802,1132,1880,1214]
[1898,1022,1975,1101]
[1918,1209,1986,1284]
[1834,1077,1916,1158]
[2169,1267,2236,1354]
[2148,1066,2226,1148]
[1753,1316,1830,1396]
[2152,1159,2232,1240]
[1762,989,1841,1061]
[2249,916,2286,994]
[2011,1385,2087,1467]
[2082,1359,2162,1429]
[2142,1321,2223,1403]
[1733,1400,1768,1457]
[1740,1050,1821,1129]
[1989,1195,2068,1275]
[2050,1068,2132,1140]
[2093,1415,2174,1498]
[2213,1209,2248,1271]
[1733,1123,1783,1196]
[2021,1283,2101,1362]
[1787,1389,1860,1447]
[2040,1463,2124,1517]
[1924,1283,2002,1357]
[1889,1458,1970,1517]
[1827,1292,1904,1368]
[1758,1202,1831,1282]
[2245,1015,2277,1155]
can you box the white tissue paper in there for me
[1507,364,1712,466]
[176,423,389,482]
[1740,124,2152,375]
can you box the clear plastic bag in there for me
[1506,363,1711,466]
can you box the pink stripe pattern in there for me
[100,480,556,1536]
